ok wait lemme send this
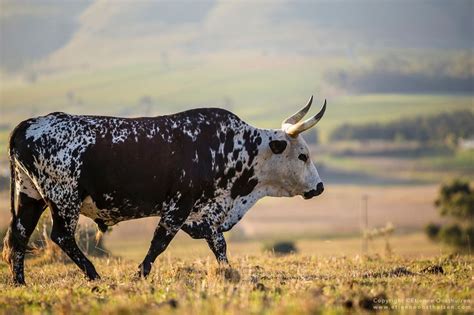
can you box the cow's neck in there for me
[214,127,291,231]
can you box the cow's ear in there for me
[269,140,287,154]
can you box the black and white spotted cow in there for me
[2,96,326,284]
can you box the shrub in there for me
[439,224,463,246]
[464,226,474,248]
[426,179,473,250]
[435,179,474,220]
[425,223,441,240]
[264,241,298,255]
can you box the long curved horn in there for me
[284,99,326,137]
[281,95,313,129]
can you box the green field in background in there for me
[1,59,472,130]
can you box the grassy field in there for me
[0,240,472,314]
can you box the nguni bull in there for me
[3,96,326,285]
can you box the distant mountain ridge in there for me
[1,0,473,73]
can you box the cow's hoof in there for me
[87,272,101,281]
[134,262,152,280]
[216,266,241,283]
[133,269,149,280]
[12,277,26,286]
[133,271,149,280]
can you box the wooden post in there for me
[361,194,369,254]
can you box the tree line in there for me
[329,110,474,144]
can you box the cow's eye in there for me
[298,154,308,162]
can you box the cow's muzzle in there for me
[303,182,324,199]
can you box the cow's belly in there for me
[79,196,159,225]
[183,195,258,233]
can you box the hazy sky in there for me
[1,0,473,72]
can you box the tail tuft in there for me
[3,125,17,268]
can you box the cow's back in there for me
[10,109,247,219]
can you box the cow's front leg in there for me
[206,232,229,264]
[181,221,229,264]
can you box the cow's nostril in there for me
[315,182,324,196]
[303,183,324,199]
[303,189,317,199]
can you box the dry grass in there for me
[0,251,472,314]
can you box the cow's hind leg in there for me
[49,202,100,280]
[137,220,183,278]
[136,194,193,278]
[3,193,46,285]
[138,209,194,278]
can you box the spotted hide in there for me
[3,98,326,284]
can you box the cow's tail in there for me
[94,219,108,246]
[2,122,31,266]
[9,142,16,223]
